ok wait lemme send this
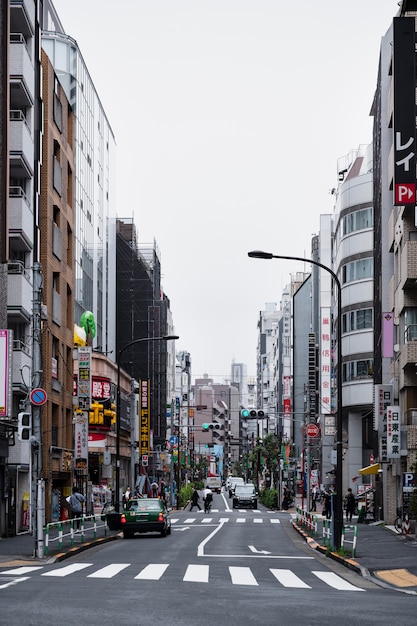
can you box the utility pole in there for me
[32,261,44,557]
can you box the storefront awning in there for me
[358,463,381,476]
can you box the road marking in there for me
[219,518,230,523]
[270,519,280,524]
[0,566,43,575]
[201,518,213,523]
[87,564,130,578]
[170,519,179,524]
[0,576,30,589]
[184,518,197,523]
[313,571,365,591]
[270,568,311,588]
[183,564,209,583]
[253,519,263,524]
[229,566,258,586]
[248,545,271,555]
[134,564,169,580]
[236,518,245,523]
[198,520,226,556]
[42,563,93,577]
[173,526,190,531]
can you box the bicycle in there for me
[393,508,403,533]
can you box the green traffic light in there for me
[241,409,250,418]
[202,423,209,431]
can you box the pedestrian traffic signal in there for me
[142,454,148,466]
[17,412,31,442]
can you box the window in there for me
[342,207,373,235]
[342,258,373,284]
[342,359,373,382]
[342,308,373,333]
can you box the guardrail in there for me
[341,524,358,557]
[295,506,318,537]
[44,514,109,556]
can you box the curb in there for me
[49,532,121,563]
[291,520,363,575]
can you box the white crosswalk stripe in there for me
[312,571,365,591]
[87,564,130,578]
[0,563,366,591]
[229,566,258,586]
[183,564,209,583]
[270,568,311,588]
[134,564,169,580]
[42,563,93,577]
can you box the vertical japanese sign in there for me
[393,17,416,206]
[139,379,151,458]
[77,346,91,410]
[74,412,88,470]
[0,330,11,418]
[386,406,401,459]
[320,308,331,415]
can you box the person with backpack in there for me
[189,487,201,511]
[67,487,86,530]
[345,487,356,522]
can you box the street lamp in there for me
[248,250,343,549]
[115,334,179,511]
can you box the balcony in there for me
[10,0,35,38]
[9,185,33,252]
[400,241,417,289]
[12,339,31,389]
[10,33,34,107]
[10,110,33,178]
[7,261,32,322]
[399,327,417,371]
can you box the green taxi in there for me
[120,497,171,538]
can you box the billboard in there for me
[393,17,416,206]
[0,330,12,418]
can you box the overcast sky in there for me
[52,0,398,382]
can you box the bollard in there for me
[402,513,411,535]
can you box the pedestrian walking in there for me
[67,487,85,530]
[123,486,131,508]
[310,485,318,512]
[189,487,201,511]
[345,487,356,522]
[322,490,331,519]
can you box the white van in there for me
[226,476,244,498]
[205,476,222,493]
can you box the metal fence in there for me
[44,514,109,556]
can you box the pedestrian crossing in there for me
[0,562,365,591]
[171,516,281,525]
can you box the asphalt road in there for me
[0,492,415,626]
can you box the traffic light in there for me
[241,409,265,418]
[18,412,31,442]
[202,423,221,432]
[142,454,148,466]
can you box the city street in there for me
[0,495,415,626]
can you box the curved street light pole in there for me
[248,250,343,549]
[115,334,179,511]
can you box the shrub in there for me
[259,488,278,509]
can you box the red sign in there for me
[395,183,415,205]
[306,423,320,437]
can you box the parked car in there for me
[107,497,171,538]
[232,484,258,509]
[227,476,244,498]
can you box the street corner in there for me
[372,568,417,594]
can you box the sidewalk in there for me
[289,502,417,595]
[0,525,120,565]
